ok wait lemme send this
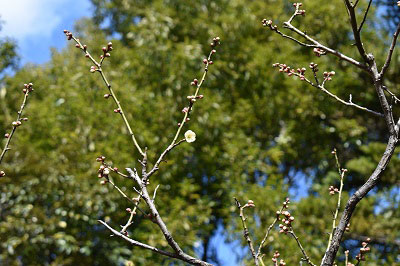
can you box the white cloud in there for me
[0,0,70,39]
[0,0,92,64]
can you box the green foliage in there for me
[0,0,399,265]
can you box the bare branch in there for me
[64,31,145,156]
[381,23,400,78]
[126,168,212,266]
[147,41,219,179]
[272,63,383,117]
[288,229,316,266]
[357,0,373,33]
[343,0,370,64]
[0,83,34,169]
[256,203,287,260]
[326,149,346,251]
[234,198,259,266]
[321,135,398,265]
[99,220,185,260]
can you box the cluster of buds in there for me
[96,156,109,185]
[63,30,73,40]
[323,71,335,81]
[90,66,97,73]
[309,62,319,72]
[23,83,34,94]
[261,19,278,31]
[187,95,204,103]
[329,185,339,195]
[261,19,273,27]
[12,121,22,127]
[0,171,5,178]
[190,79,198,87]
[210,37,221,48]
[293,3,305,16]
[313,47,326,57]
[100,42,113,59]
[245,200,255,208]
[282,197,290,208]
[278,210,295,234]
[273,63,305,80]
[356,238,371,262]
[126,207,137,215]
[114,108,122,114]
[272,251,286,265]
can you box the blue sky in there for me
[0,0,92,65]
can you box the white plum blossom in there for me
[184,130,196,143]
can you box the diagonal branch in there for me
[321,134,398,265]
[381,22,400,78]
[357,0,373,33]
[99,220,185,260]
[343,0,370,64]
[234,198,259,266]
[64,31,145,156]
[147,41,219,179]
[0,83,34,166]
[126,168,212,266]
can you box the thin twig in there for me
[120,194,143,234]
[326,149,346,250]
[99,220,184,260]
[357,0,372,33]
[234,198,259,266]
[67,33,145,156]
[255,206,285,260]
[263,5,369,72]
[147,47,217,179]
[284,70,383,117]
[147,139,185,178]
[288,229,316,266]
[106,177,147,215]
[381,22,400,78]
[0,85,33,165]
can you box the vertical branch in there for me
[0,83,34,173]
[234,198,259,266]
[326,149,346,250]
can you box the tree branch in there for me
[0,83,34,167]
[381,22,400,78]
[321,134,398,265]
[64,31,145,156]
[126,168,212,266]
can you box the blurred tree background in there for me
[0,0,399,265]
